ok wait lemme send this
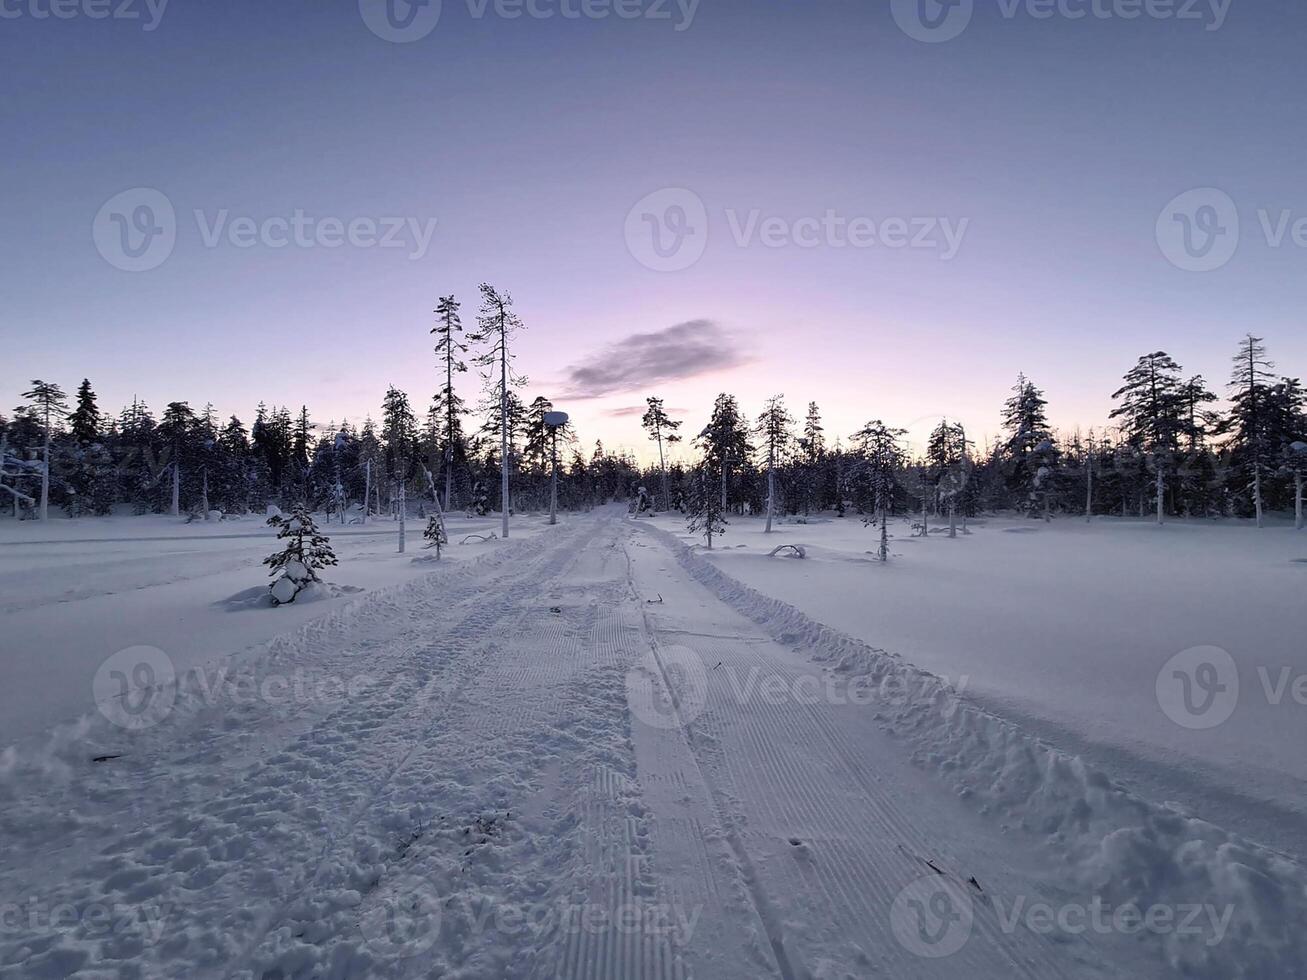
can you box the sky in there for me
[3,0,1307,463]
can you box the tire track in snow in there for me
[623,521,1121,979]
[0,522,590,979]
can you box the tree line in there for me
[4,330,1305,531]
[656,334,1307,542]
[1,285,648,521]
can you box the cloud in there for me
[560,320,750,400]
[605,404,690,419]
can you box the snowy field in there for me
[0,511,546,747]
[646,513,1307,861]
[1,509,1305,978]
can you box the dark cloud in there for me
[561,320,750,400]
[605,404,688,418]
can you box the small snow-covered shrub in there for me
[263,506,337,605]
[423,514,448,557]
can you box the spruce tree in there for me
[1001,374,1053,516]
[755,395,793,532]
[1223,336,1278,526]
[686,462,726,548]
[642,396,683,512]
[1110,352,1186,524]
[432,294,468,511]
[264,505,337,605]
[69,379,101,445]
[852,420,905,561]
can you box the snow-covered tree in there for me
[642,396,682,512]
[698,393,751,512]
[469,283,527,539]
[1283,441,1307,531]
[852,420,905,561]
[1111,352,1186,525]
[432,294,468,511]
[423,512,448,556]
[1001,374,1054,516]
[755,395,793,533]
[685,462,726,548]
[21,380,68,521]
[1222,336,1280,527]
[928,419,971,536]
[264,506,337,605]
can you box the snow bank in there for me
[641,523,1307,979]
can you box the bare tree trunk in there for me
[171,462,181,517]
[948,499,956,538]
[39,429,50,521]
[1085,458,1093,523]
[201,469,210,518]
[1296,473,1304,530]
[1254,467,1264,528]
[764,444,775,533]
[1155,466,1164,526]
[657,430,668,513]
[397,478,406,553]
[549,428,559,526]
[878,505,889,562]
[445,346,454,513]
[363,459,371,522]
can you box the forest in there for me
[4,287,1305,533]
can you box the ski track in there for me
[1,513,1178,978]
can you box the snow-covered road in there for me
[0,514,1287,978]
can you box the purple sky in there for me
[4,0,1306,461]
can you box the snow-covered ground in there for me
[1,509,1304,978]
[645,512,1307,862]
[0,511,546,747]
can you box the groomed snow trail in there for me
[1,514,1147,979]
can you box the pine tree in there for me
[1223,336,1278,526]
[1111,352,1187,524]
[685,461,726,548]
[852,420,905,561]
[642,396,683,512]
[432,294,468,511]
[470,283,527,538]
[755,395,793,532]
[928,419,971,536]
[699,393,752,512]
[264,505,337,605]
[21,380,69,521]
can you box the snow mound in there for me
[641,522,1307,979]
[218,581,365,610]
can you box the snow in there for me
[649,513,1307,856]
[0,512,549,747]
[1,508,1304,978]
